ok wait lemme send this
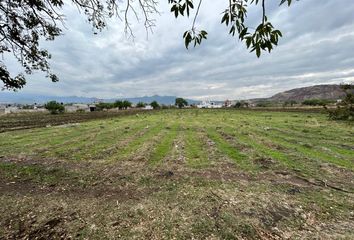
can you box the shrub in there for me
[45,101,64,114]
[136,102,146,108]
[283,100,297,107]
[302,99,334,106]
[328,84,354,121]
[150,101,160,109]
[114,100,132,109]
[256,101,272,107]
[175,98,188,108]
[96,102,115,111]
[233,101,249,108]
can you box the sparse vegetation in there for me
[95,102,115,110]
[0,109,353,239]
[302,99,335,106]
[136,102,146,108]
[327,84,354,121]
[44,101,64,114]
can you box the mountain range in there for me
[0,93,199,105]
[0,84,350,104]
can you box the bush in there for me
[283,100,297,107]
[175,98,188,108]
[302,99,334,106]
[233,101,249,108]
[114,100,132,110]
[22,104,34,109]
[136,102,146,108]
[150,101,160,109]
[96,102,115,111]
[256,101,272,107]
[328,84,353,121]
[45,101,64,114]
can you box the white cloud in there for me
[2,0,354,100]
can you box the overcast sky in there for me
[3,0,354,100]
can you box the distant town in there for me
[0,84,348,115]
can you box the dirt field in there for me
[0,109,353,239]
[0,109,147,133]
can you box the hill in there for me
[268,84,346,102]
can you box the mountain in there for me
[120,95,199,105]
[268,84,347,102]
[0,93,97,104]
[0,92,199,105]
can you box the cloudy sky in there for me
[3,0,354,100]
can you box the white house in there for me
[197,101,223,109]
[144,105,153,110]
[4,106,19,114]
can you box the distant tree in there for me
[256,101,272,107]
[45,101,64,114]
[0,0,294,90]
[115,100,132,109]
[96,102,115,110]
[122,100,132,109]
[136,102,146,108]
[302,99,334,107]
[114,100,123,109]
[328,84,354,121]
[234,101,249,108]
[175,98,188,109]
[150,101,160,109]
[22,105,34,110]
[283,100,297,107]
[234,102,242,108]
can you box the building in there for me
[197,101,223,109]
[0,105,5,115]
[224,99,232,108]
[4,106,19,114]
[65,104,93,112]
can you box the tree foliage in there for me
[328,84,354,121]
[233,101,249,108]
[96,102,115,110]
[114,100,132,110]
[175,98,188,108]
[45,100,64,114]
[169,0,292,56]
[1,0,294,90]
[150,101,160,109]
[283,100,297,107]
[302,99,334,106]
[136,102,146,108]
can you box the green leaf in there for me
[256,46,261,57]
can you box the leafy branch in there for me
[169,0,294,57]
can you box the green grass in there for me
[184,127,210,168]
[0,162,74,185]
[149,124,179,165]
[0,109,353,239]
[205,127,255,171]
